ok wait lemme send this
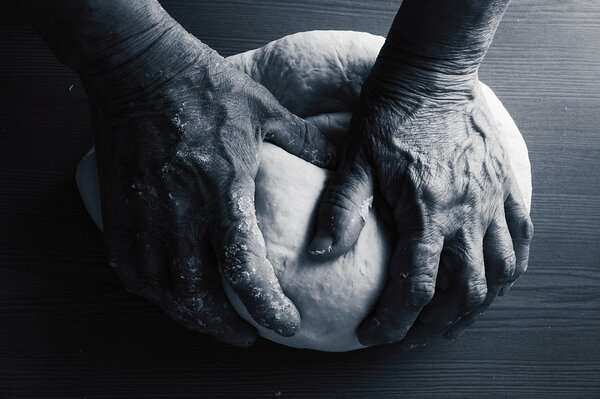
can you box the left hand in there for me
[79,22,335,345]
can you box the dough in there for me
[76,31,532,352]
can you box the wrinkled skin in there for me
[30,0,533,348]
[83,24,334,346]
[310,3,534,345]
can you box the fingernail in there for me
[357,317,385,347]
[499,282,514,296]
[417,310,437,325]
[272,301,301,337]
[309,231,334,256]
[522,218,534,239]
[402,341,429,351]
[445,326,467,341]
[220,327,257,348]
[276,323,298,337]
[233,336,256,348]
[140,279,163,301]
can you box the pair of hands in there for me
[84,23,532,347]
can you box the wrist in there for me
[29,0,175,73]
[384,0,509,73]
[369,42,479,97]
[81,22,218,104]
[363,47,479,118]
[28,0,218,102]
[364,0,509,109]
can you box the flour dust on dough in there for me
[76,31,532,352]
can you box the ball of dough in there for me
[76,31,532,352]
[222,142,392,351]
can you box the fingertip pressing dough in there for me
[222,142,392,351]
[76,31,532,352]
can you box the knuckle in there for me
[301,119,319,141]
[163,303,206,332]
[322,185,361,216]
[511,260,528,280]
[172,143,215,174]
[401,273,436,311]
[465,280,488,309]
[175,294,208,316]
[120,278,141,297]
[493,251,517,282]
[221,251,262,287]
[105,249,121,269]
[286,118,310,149]
[168,290,232,333]
[171,256,204,294]
[139,275,165,298]
[219,195,262,238]
[519,216,534,242]
[320,167,371,224]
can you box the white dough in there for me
[76,31,531,352]
[222,142,391,351]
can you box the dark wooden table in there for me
[1,1,599,397]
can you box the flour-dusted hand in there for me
[30,0,334,346]
[89,31,335,345]
[309,0,533,346]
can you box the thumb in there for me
[263,111,337,169]
[309,150,374,258]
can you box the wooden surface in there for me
[1,0,599,397]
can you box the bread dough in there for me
[76,31,532,352]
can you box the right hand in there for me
[81,22,335,346]
[308,45,533,347]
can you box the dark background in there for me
[1,0,599,397]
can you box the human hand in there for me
[308,49,533,346]
[81,23,334,346]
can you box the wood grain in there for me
[1,0,599,397]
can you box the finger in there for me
[263,112,337,169]
[304,112,352,146]
[402,244,461,346]
[412,228,487,340]
[434,248,456,292]
[132,232,170,302]
[99,174,139,288]
[210,182,301,337]
[168,238,206,299]
[357,233,444,346]
[402,288,452,347]
[401,251,456,346]
[501,179,533,295]
[165,234,257,347]
[75,147,104,230]
[309,151,374,258]
[446,214,516,339]
[162,283,257,348]
[103,226,138,291]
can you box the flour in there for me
[76,30,532,352]
[359,196,373,222]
